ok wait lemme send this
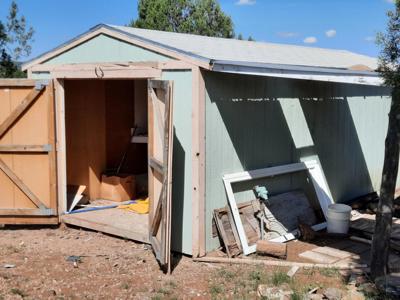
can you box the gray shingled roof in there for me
[110,25,378,70]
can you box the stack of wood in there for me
[213,200,260,257]
[351,212,400,252]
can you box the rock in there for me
[257,285,292,300]
[324,287,343,300]
[3,264,15,268]
[375,274,400,299]
[305,294,324,300]
[343,289,365,300]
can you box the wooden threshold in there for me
[61,207,149,243]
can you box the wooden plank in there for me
[150,185,164,236]
[47,81,57,215]
[312,247,352,260]
[191,67,206,257]
[51,67,161,79]
[62,208,149,243]
[0,208,56,216]
[0,144,51,152]
[149,157,164,174]
[193,256,368,270]
[0,216,59,225]
[164,82,174,274]
[0,79,37,87]
[54,79,67,216]
[149,80,169,90]
[299,250,341,264]
[0,158,48,210]
[0,86,44,139]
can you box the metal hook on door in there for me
[95,66,104,78]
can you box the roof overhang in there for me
[211,60,383,86]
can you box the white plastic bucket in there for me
[326,203,352,234]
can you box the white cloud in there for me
[236,0,256,5]
[303,36,317,44]
[277,32,298,38]
[325,29,336,38]
[384,0,395,4]
[365,36,375,42]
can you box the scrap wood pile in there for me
[210,187,400,273]
[349,192,400,253]
[213,189,331,260]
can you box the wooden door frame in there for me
[51,64,208,258]
[52,70,163,219]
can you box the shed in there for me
[0,24,393,270]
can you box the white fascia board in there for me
[212,61,384,86]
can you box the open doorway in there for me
[61,79,150,243]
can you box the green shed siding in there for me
[43,34,170,65]
[205,71,392,251]
[162,71,193,255]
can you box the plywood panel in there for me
[62,207,149,243]
[65,80,106,200]
[105,80,135,171]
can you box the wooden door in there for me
[148,80,174,273]
[0,79,58,224]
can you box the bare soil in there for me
[0,225,349,299]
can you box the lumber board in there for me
[55,79,67,216]
[193,256,368,270]
[0,216,59,225]
[0,79,37,87]
[191,67,206,257]
[62,207,149,243]
[299,250,341,264]
[0,144,51,152]
[0,208,56,216]
[47,81,57,215]
[51,67,161,79]
[0,86,44,138]
[311,246,352,259]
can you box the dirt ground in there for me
[0,225,359,300]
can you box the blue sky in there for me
[0,0,396,61]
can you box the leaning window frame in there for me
[222,160,333,255]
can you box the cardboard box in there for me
[100,174,136,202]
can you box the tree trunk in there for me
[371,87,400,280]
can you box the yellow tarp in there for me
[118,198,149,214]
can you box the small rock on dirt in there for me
[257,285,292,300]
[324,287,343,300]
[305,294,323,300]
[3,264,15,268]
[343,289,365,300]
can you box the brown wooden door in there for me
[148,80,174,273]
[0,79,58,224]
